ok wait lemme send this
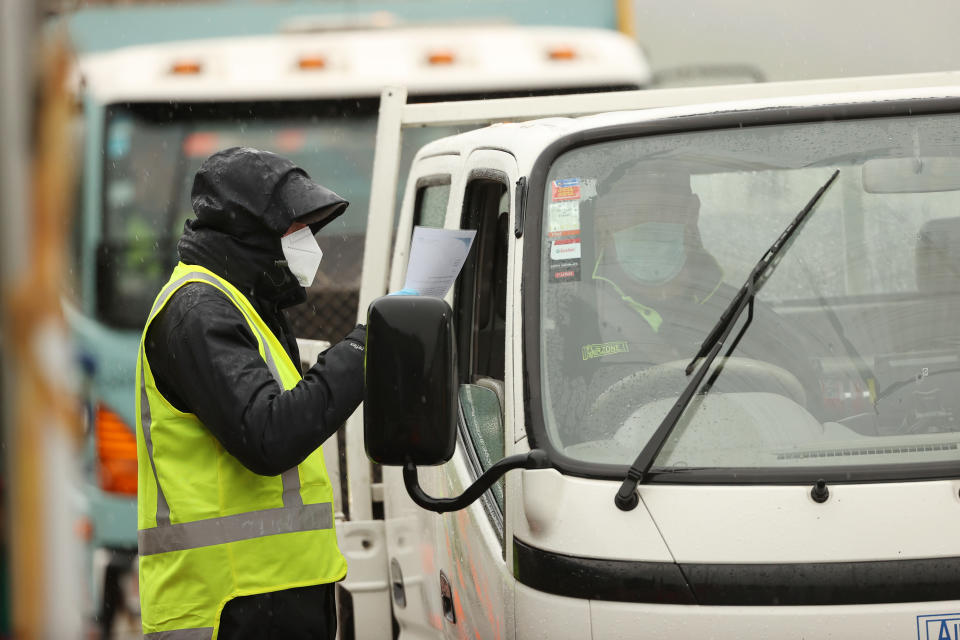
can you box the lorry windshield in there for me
[538,112,960,477]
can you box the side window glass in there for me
[454,177,509,521]
[459,383,505,508]
[413,178,451,229]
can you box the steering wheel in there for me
[586,357,807,438]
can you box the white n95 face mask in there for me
[280,226,324,287]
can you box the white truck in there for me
[352,71,960,639]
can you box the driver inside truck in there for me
[556,160,822,442]
[590,163,726,366]
[590,161,813,370]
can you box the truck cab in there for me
[363,73,960,639]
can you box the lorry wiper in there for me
[614,170,840,511]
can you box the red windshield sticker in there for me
[549,259,581,283]
[551,178,581,202]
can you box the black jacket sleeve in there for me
[145,283,365,476]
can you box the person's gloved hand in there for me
[344,324,366,355]
[388,288,419,296]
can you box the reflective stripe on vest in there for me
[143,629,213,640]
[138,502,332,556]
[136,264,346,638]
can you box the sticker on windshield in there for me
[549,260,580,283]
[551,238,582,261]
[581,341,629,361]
[548,201,580,237]
[552,178,582,202]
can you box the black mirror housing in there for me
[364,295,458,466]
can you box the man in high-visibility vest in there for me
[136,147,365,639]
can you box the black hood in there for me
[177,147,349,308]
[189,146,349,237]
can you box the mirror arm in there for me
[403,450,550,513]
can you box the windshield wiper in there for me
[614,170,840,511]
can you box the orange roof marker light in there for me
[426,49,456,66]
[170,59,203,75]
[298,55,327,71]
[547,45,578,61]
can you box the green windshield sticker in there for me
[581,341,629,361]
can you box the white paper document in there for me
[403,226,477,298]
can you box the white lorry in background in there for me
[355,72,960,638]
[70,22,650,638]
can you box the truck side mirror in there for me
[364,295,550,514]
[364,295,458,466]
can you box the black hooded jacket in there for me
[143,148,361,638]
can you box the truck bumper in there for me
[517,583,960,640]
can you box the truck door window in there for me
[412,177,451,229]
[454,178,509,519]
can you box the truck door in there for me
[437,150,518,640]
[384,149,520,640]
[382,152,464,640]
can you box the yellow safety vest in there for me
[135,263,346,639]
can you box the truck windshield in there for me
[100,101,456,335]
[538,111,960,478]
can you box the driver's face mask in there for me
[280,226,324,287]
[613,222,686,285]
